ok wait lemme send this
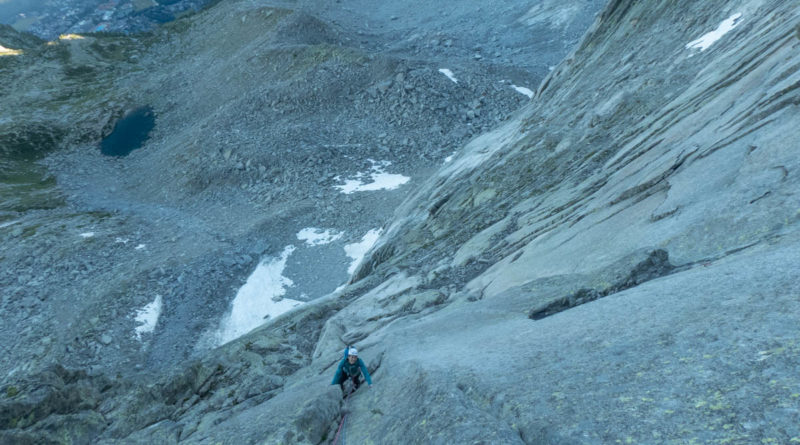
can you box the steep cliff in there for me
[330,1,800,442]
[2,0,799,443]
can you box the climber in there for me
[331,346,372,394]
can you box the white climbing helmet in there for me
[348,347,358,357]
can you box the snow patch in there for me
[297,228,344,246]
[134,295,163,340]
[345,229,382,275]
[439,68,459,84]
[444,152,456,163]
[686,13,743,52]
[79,232,95,238]
[334,160,410,194]
[135,244,146,250]
[216,246,303,345]
[511,85,534,99]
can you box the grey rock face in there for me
[335,0,800,443]
[3,0,800,444]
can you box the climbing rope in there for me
[341,413,348,445]
[332,413,347,445]
[332,381,356,445]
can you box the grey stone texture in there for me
[2,0,800,443]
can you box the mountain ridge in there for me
[2,0,799,443]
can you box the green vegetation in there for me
[0,125,66,161]
[0,158,64,213]
[21,223,41,238]
[46,41,73,65]
[0,28,128,219]
[63,64,98,80]
[161,16,192,34]
[5,386,18,397]
[83,211,114,220]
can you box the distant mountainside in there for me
[2,0,799,443]
[0,23,42,47]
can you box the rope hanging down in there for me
[332,414,347,445]
[332,382,355,445]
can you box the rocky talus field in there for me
[2,0,800,443]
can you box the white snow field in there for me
[334,160,410,194]
[134,294,163,340]
[216,246,304,345]
[296,228,344,246]
[344,229,382,275]
[439,68,459,83]
[511,84,534,98]
[686,13,743,52]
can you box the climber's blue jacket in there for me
[331,347,372,385]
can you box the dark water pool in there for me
[100,107,156,157]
